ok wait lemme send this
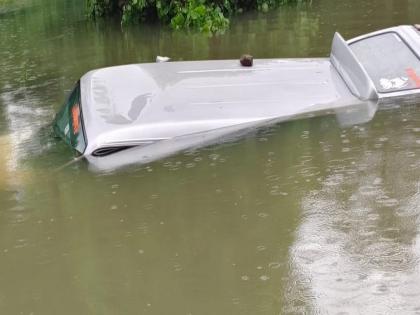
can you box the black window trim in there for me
[76,80,88,155]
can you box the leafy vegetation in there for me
[87,0,308,32]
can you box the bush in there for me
[87,0,308,32]
[169,1,229,33]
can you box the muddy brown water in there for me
[1,0,420,314]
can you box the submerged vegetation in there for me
[87,0,308,32]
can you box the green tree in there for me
[87,0,308,32]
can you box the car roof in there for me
[77,25,420,157]
[79,57,358,155]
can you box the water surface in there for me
[1,0,420,314]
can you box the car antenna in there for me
[54,155,84,172]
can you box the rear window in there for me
[350,32,420,93]
[54,82,87,154]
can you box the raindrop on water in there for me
[268,262,282,269]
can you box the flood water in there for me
[1,0,420,314]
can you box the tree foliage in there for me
[87,0,307,32]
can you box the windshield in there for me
[350,32,420,93]
[54,82,87,154]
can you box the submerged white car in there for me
[54,25,420,171]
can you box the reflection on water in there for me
[1,0,420,313]
[286,105,420,314]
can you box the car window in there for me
[54,82,87,154]
[350,32,420,93]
